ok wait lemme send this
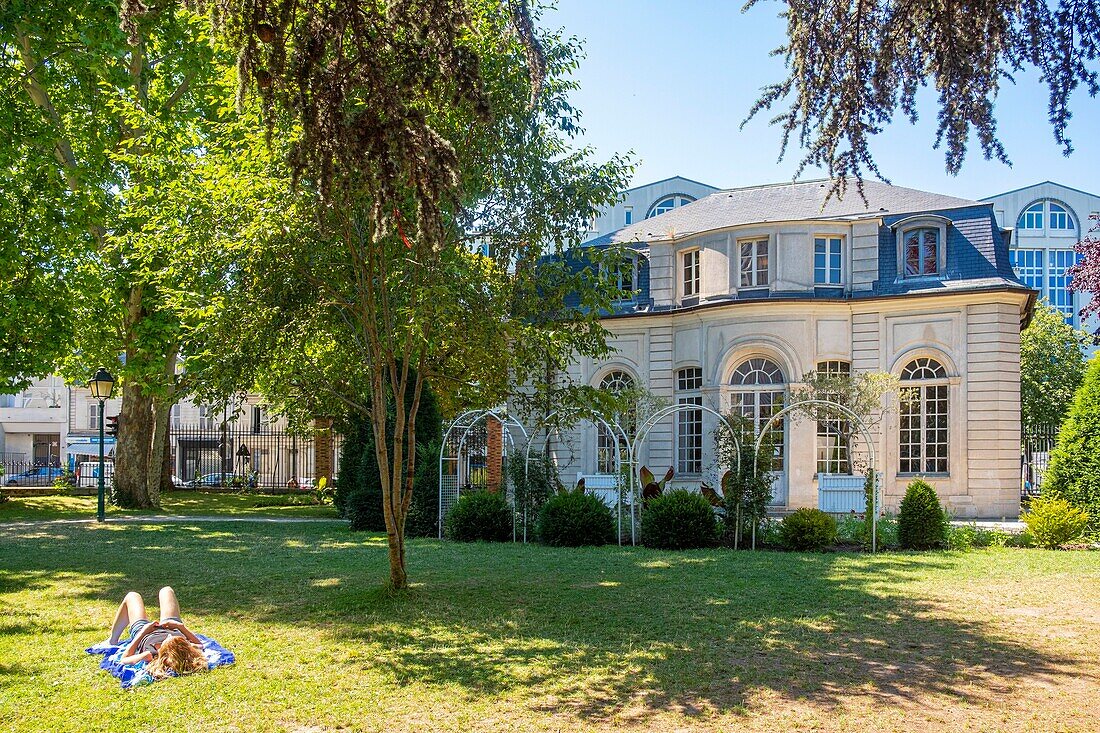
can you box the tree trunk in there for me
[115,384,154,508]
[144,397,172,508]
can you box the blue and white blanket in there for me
[85,634,235,689]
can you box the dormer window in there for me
[894,215,949,279]
[904,228,939,277]
[610,255,637,300]
[739,238,769,288]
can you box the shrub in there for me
[779,508,837,551]
[1043,353,1100,537]
[897,479,948,549]
[536,492,616,547]
[1022,496,1090,549]
[641,490,719,549]
[946,523,976,551]
[445,490,513,542]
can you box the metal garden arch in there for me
[438,408,530,539]
[752,399,881,551]
[522,410,632,544]
[629,403,741,546]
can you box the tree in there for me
[1068,213,1100,325]
[2,2,230,507]
[185,2,631,589]
[788,368,901,474]
[1042,353,1100,536]
[1020,299,1089,431]
[744,1,1100,199]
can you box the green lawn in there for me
[1,520,1097,732]
[0,490,339,522]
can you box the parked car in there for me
[5,466,65,486]
[75,462,114,488]
[185,473,236,488]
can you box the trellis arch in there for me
[438,409,530,539]
[629,403,741,545]
[523,409,632,544]
[753,399,881,551]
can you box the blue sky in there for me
[548,1,1100,199]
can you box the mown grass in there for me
[0,490,338,522]
[1,520,1097,732]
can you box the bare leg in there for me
[109,592,147,644]
[158,586,182,621]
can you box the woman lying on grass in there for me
[109,586,208,680]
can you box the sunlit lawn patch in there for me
[1,521,1097,732]
[0,490,338,522]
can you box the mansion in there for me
[559,178,1035,520]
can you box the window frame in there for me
[675,367,704,476]
[814,360,852,475]
[1017,199,1078,237]
[737,237,770,289]
[596,370,637,474]
[894,216,949,279]
[898,357,950,476]
[813,235,844,286]
[646,194,696,219]
[681,248,701,299]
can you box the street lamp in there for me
[88,367,115,522]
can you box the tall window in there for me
[88,403,101,430]
[1048,249,1081,321]
[647,194,695,218]
[903,228,939,276]
[676,367,703,475]
[1009,249,1044,290]
[814,236,843,285]
[251,405,264,434]
[899,358,949,474]
[739,239,769,288]
[815,360,851,474]
[624,206,633,226]
[730,358,785,472]
[597,371,635,473]
[1009,248,1082,324]
[171,404,181,429]
[682,249,700,298]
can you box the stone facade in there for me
[557,179,1033,519]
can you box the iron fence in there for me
[168,423,341,490]
[1021,424,1058,500]
[1,459,65,487]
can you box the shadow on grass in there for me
[0,521,1090,723]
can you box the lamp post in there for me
[88,367,115,522]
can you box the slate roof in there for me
[585,178,983,247]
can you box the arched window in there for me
[1018,202,1044,230]
[596,370,635,473]
[899,358,949,474]
[646,194,696,219]
[1017,200,1077,235]
[730,358,785,471]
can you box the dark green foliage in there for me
[445,490,513,543]
[898,479,948,550]
[335,372,442,532]
[536,492,615,547]
[641,490,719,550]
[1043,354,1100,537]
[779,508,837,552]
